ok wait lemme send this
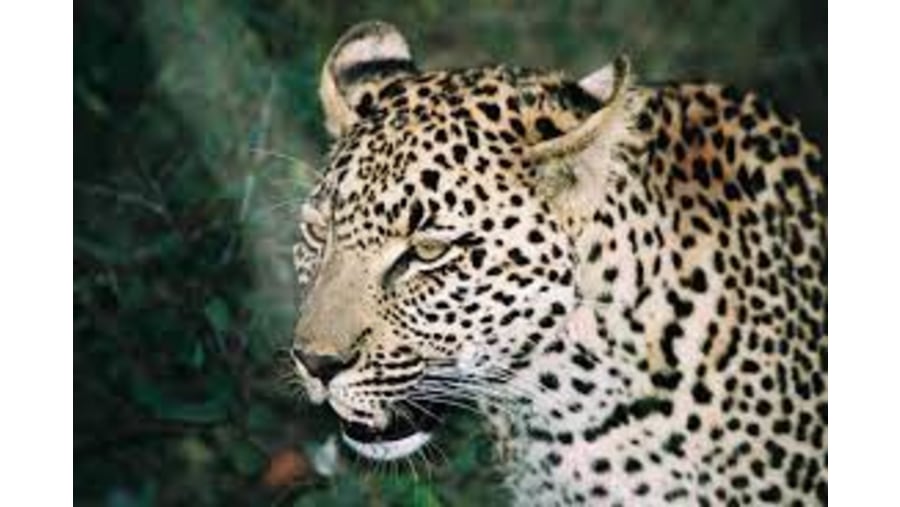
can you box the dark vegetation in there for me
[74,1,825,504]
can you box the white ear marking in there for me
[330,29,411,77]
[578,61,618,102]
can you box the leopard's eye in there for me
[304,221,328,244]
[382,238,454,290]
[411,237,451,263]
[299,204,329,245]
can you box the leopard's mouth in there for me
[338,400,444,461]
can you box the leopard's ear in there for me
[319,21,417,137]
[526,56,635,198]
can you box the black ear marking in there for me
[339,59,418,89]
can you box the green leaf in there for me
[130,375,231,424]
[226,440,266,477]
[245,402,277,433]
[204,297,231,334]
[189,340,206,369]
[412,483,443,507]
[292,476,366,507]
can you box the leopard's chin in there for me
[341,430,432,461]
[338,400,444,461]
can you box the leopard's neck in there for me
[482,91,699,504]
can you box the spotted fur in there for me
[291,22,826,506]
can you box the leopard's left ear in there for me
[526,56,635,199]
[320,21,417,137]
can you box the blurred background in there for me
[74,1,825,505]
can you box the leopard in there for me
[289,21,827,506]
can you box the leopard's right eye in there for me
[381,237,457,291]
[410,237,451,263]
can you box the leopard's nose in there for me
[292,347,353,384]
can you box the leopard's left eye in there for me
[410,237,451,263]
[299,204,329,245]
[304,221,328,244]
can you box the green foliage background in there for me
[74,1,825,505]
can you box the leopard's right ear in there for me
[319,21,417,137]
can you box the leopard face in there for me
[289,28,604,457]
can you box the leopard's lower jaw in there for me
[341,431,431,461]
[336,399,444,461]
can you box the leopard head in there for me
[290,21,635,460]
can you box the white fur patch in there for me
[341,431,431,461]
[578,62,617,101]
[334,31,410,71]
[564,305,597,339]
